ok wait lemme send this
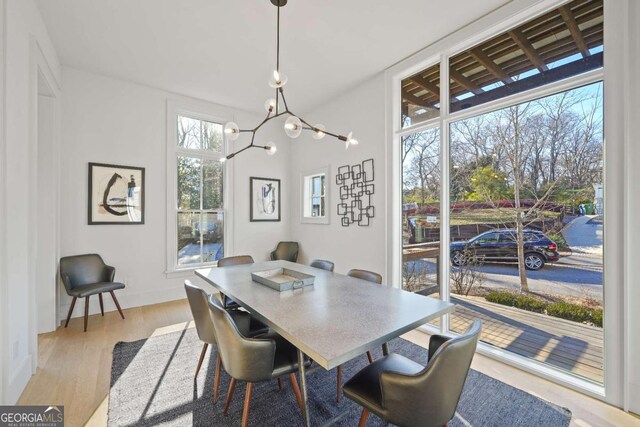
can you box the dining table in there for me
[196,260,454,427]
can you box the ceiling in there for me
[36,0,511,114]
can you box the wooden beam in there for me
[402,89,431,108]
[450,51,602,113]
[408,77,440,98]
[508,28,548,72]
[470,47,513,84]
[559,5,590,58]
[449,68,485,95]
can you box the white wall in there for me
[289,74,387,279]
[2,0,61,404]
[59,67,291,320]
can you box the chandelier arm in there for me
[278,88,290,112]
[275,88,280,115]
[276,5,280,72]
[296,116,346,141]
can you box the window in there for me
[170,110,226,269]
[302,167,329,224]
[395,0,605,387]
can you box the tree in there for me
[466,165,511,201]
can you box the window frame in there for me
[166,100,234,274]
[301,166,330,224]
[385,0,617,403]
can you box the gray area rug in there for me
[109,328,571,426]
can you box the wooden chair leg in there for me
[195,343,209,377]
[64,297,77,328]
[366,351,374,364]
[358,408,369,427]
[213,353,222,403]
[223,378,237,415]
[83,296,90,332]
[276,377,283,390]
[109,290,125,319]
[241,382,253,427]
[289,373,303,410]
[98,293,104,316]
[336,365,342,402]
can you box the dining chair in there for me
[270,241,299,262]
[343,320,482,427]
[217,255,255,309]
[309,259,335,272]
[59,254,126,332]
[335,269,383,402]
[208,295,311,427]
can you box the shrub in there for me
[485,291,518,306]
[513,295,547,313]
[546,302,592,323]
[591,308,603,327]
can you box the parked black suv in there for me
[450,229,559,271]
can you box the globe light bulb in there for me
[220,157,227,163]
[265,142,277,156]
[223,122,240,141]
[312,124,326,140]
[344,131,359,149]
[284,116,302,138]
[269,70,288,88]
[264,98,277,112]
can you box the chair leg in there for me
[276,377,283,390]
[336,365,342,402]
[98,293,104,316]
[213,353,222,403]
[195,343,209,377]
[109,290,125,319]
[366,351,374,364]
[223,378,237,415]
[241,382,253,427]
[64,297,77,328]
[289,373,303,410]
[358,408,369,427]
[83,296,90,332]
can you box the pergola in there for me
[402,0,603,120]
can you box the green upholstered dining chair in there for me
[59,254,125,332]
[208,295,311,427]
[343,320,482,427]
[184,281,268,403]
[309,259,335,272]
[270,241,299,262]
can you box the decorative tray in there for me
[251,268,315,292]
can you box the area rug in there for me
[108,327,571,426]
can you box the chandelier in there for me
[221,0,358,162]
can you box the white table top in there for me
[196,260,454,370]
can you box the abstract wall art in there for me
[88,162,145,225]
[336,158,374,227]
[250,177,281,222]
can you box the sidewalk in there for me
[560,215,603,269]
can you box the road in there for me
[408,216,604,301]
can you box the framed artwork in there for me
[88,162,145,225]
[250,177,281,222]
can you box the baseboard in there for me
[7,354,32,404]
[57,285,189,325]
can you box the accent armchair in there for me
[343,320,482,427]
[59,254,125,332]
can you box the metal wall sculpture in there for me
[336,159,375,227]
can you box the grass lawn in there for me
[448,208,559,226]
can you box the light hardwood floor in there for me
[17,299,640,427]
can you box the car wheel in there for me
[451,251,466,266]
[524,253,545,270]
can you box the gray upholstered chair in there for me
[343,320,482,427]
[184,281,268,403]
[335,269,383,401]
[347,269,383,285]
[59,254,125,332]
[217,255,255,309]
[208,295,311,427]
[270,241,299,262]
[309,259,335,272]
